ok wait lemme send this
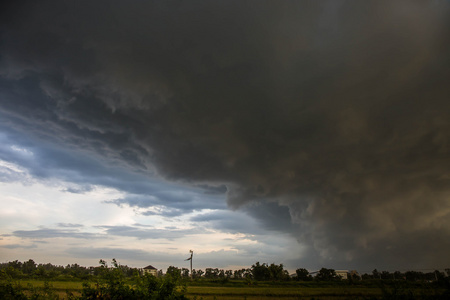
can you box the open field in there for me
[2,279,447,299]
[185,285,382,299]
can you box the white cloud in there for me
[0,167,304,271]
[10,145,34,156]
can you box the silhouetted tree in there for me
[268,263,285,281]
[251,262,270,281]
[316,268,338,281]
[22,259,36,275]
[181,268,189,278]
[296,268,312,281]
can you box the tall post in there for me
[189,250,193,279]
[185,250,193,279]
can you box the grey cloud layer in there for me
[10,225,203,241]
[12,228,103,240]
[97,225,205,240]
[1,0,450,269]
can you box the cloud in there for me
[97,225,205,241]
[0,128,225,219]
[2,244,38,249]
[56,223,84,228]
[66,247,157,265]
[63,186,94,194]
[12,228,104,240]
[190,204,295,237]
[105,190,226,217]
[0,0,449,270]
[191,209,261,235]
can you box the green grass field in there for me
[185,285,382,299]
[2,279,446,299]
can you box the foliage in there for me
[296,268,312,281]
[2,259,450,299]
[181,268,190,278]
[80,259,188,300]
[315,268,339,281]
[251,262,271,281]
[166,266,182,281]
[0,259,143,281]
[0,271,28,300]
[0,271,59,300]
[250,262,288,281]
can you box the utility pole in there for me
[185,250,193,279]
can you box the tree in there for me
[181,268,189,278]
[196,269,204,278]
[268,263,285,281]
[166,266,181,281]
[349,270,361,282]
[192,269,203,279]
[243,268,253,279]
[251,262,270,281]
[316,268,338,281]
[393,271,402,280]
[8,260,22,271]
[81,259,188,299]
[234,269,245,279]
[22,259,36,275]
[372,269,381,279]
[296,268,311,281]
[204,268,219,279]
[381,271,390,280]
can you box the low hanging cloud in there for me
[96,225,205,241]
[12,228,103,240]
[1,0,450,270]
[105,190,226,217]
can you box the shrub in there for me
[80,259,188,300]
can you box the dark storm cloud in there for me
[1,0,450,270]
[0,127,225,216]
[191,202,295,236]
[243,201,295,233]
[191,209,262,235]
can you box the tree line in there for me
[0,259,140,280]
[1,259,188,299]
[1,259,449,283]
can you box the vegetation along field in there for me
[1,259,450,299]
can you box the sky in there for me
[0,0,450,274]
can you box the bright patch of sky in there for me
[0,135,304,271]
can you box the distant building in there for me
[142,265,158,276]
[309,269,350,280]
[335,270,348,280]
